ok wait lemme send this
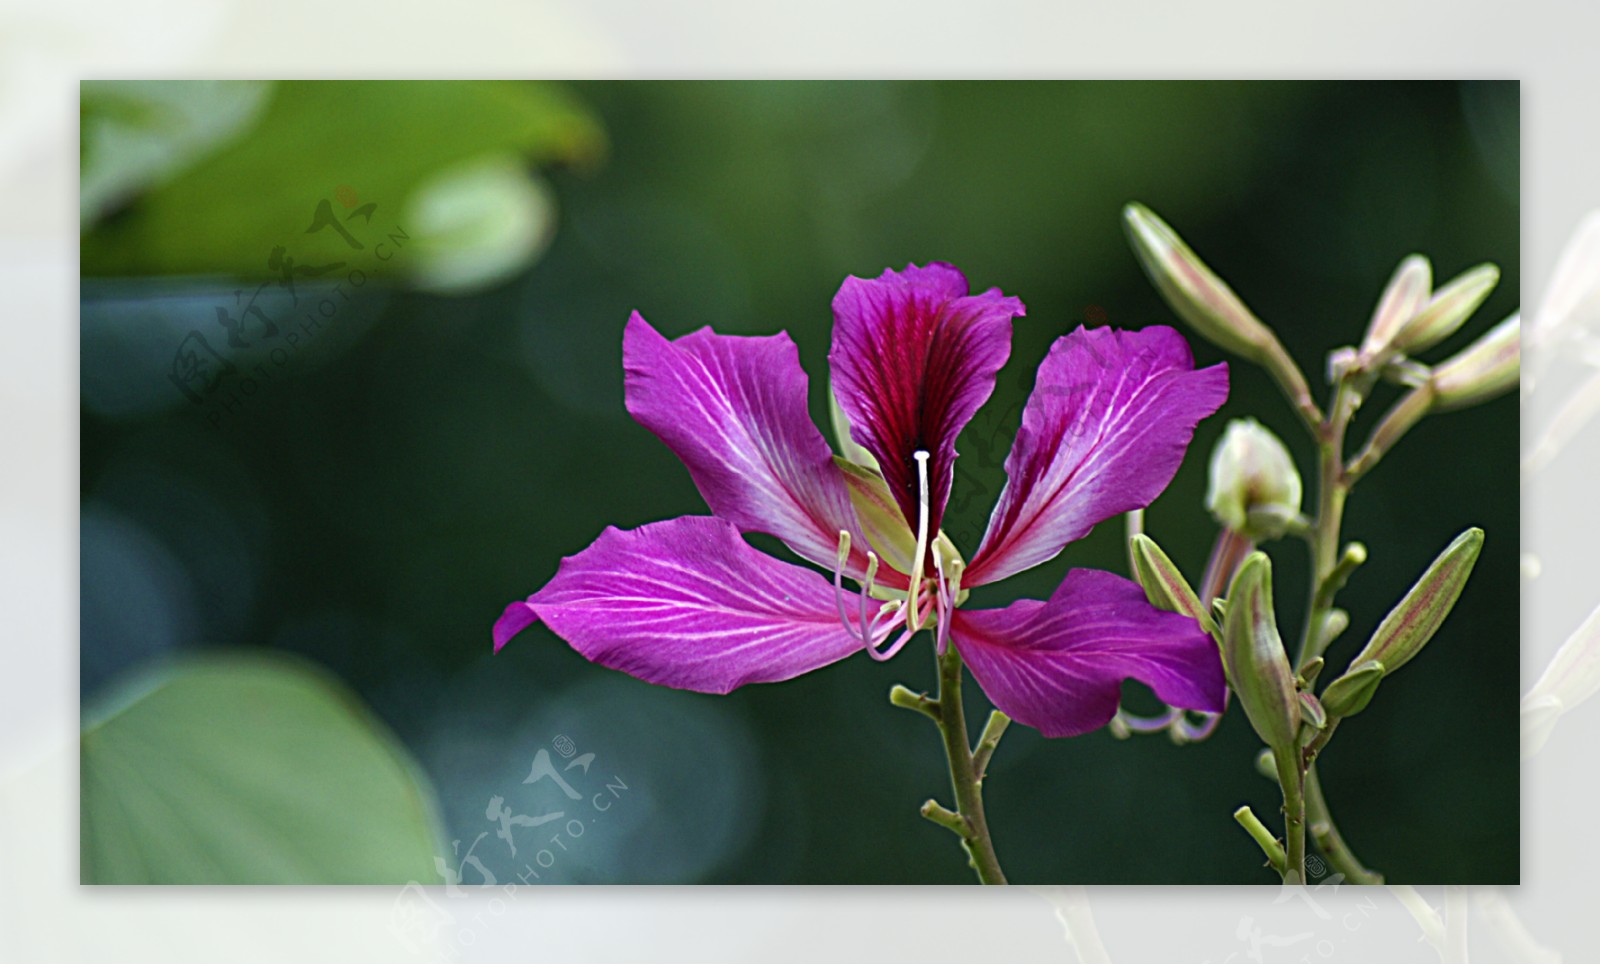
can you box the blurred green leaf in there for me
[81,80,274,227]
[81,652,446,884]
[81,80,603,287]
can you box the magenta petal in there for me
[623,314,891,585]
[495,516,864,694]
[494,602,538,654]
[966,326,1227,587]
[952,568,1225,738]
[829,263,1024,537]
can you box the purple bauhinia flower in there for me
[494,263,1230,737]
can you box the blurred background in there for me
[79,80,1518,884]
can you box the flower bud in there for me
[1320,609,1349,648]
[1122,203,1275,362]
[1321,660,1385,717]
[1296,656,1325,689]
[1350,527,1484,676]
[1254,747,1277,780]
[1297,691,1328,730]
[1206,419,1303,540]
[1524,599,1600,748]
[1521,694,1563,760]
[1530,209,1600,350]
[1392,263,1499,356]
[1129,533,1215,636]
[1221,553,1299,752]
[1431,314,1520,411]
[1360,255,1431,362]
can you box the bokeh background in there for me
[79,80,1518,884]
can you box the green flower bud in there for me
[1122,203,1276,362]
[1321,660,1385,717]
[1221,553,1300,752]
[1206,419,1303,540]
[1297,691,1328,730]
[1129,533,1215,636]
[1360,255,1432,362]
[1392,263,1500,356]
[1254,747,1277,780]
[1350,528,1484,675]
[1296,656,1326,689]
[1432,314,1520,411]
[1320,609,1350,649]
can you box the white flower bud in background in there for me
[1206,418,1302,540]
[1523,600,1600,758]
[1529,210,1600,353]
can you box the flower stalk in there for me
[901,644,1009,884]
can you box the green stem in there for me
[1286,375,1385,884]
[935,646,1008,884]
[1273,747,1307,884]
[1298,382,1353,670]
[1233,805,1288,873]
[972,710,1011,781]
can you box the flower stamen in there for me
[832,530,867,645]
[933,545,954,656]
[858,550,879,647]
[868,619,916,662]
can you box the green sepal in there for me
[1321,660,1385,718]
[835,456,916,575]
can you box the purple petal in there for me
[494,516,865,694]
[829,263,1024,538]
[623,314,898,587]
[494,602,539,653]
[952,568,1225,738]
[966,326,1227,587]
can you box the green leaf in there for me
[81,652,445,884]
[80,80,274,227]
[81,81,604,288]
